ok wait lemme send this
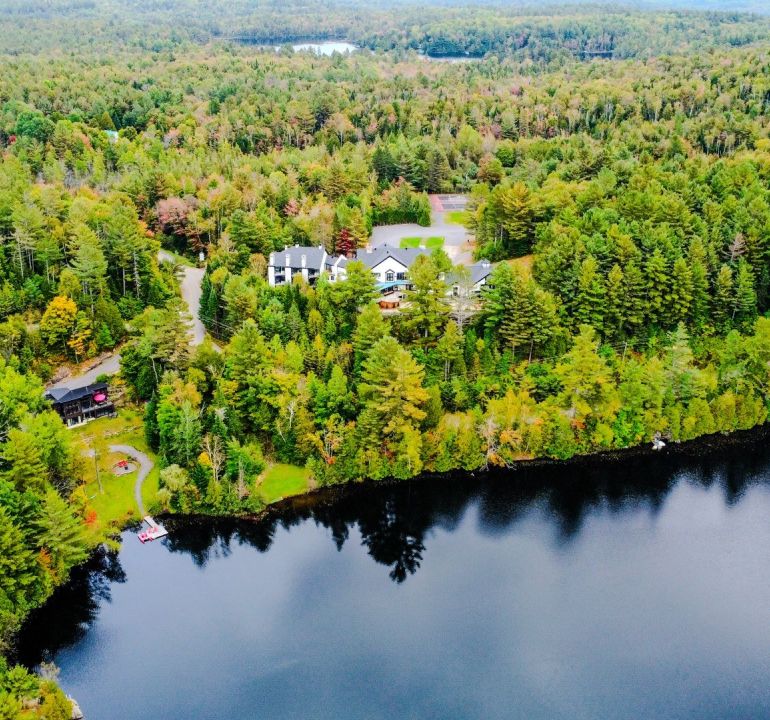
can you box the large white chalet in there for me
[267,244,493,295]
[355,246,431,291]
[267,245,348,286]
[267,244,432,290]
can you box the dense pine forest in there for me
[4,1,770,715]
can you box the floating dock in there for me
[138,515,168,543]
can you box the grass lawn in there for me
[72,408,160,540]
[399,236,444,249]
[445,210,471,225]
[258,463,311,504]
[507,254,534,276]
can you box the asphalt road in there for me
[49,251,207,389]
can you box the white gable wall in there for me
[369,256,410,282]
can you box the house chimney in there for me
[366,247,372,254]
[301,254,307,268]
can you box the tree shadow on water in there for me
[18,428,770,664]
[13,547,125,668]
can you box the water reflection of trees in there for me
[166,431,770,581]
[14,547,125,667]
[19,431,770,664]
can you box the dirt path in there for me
[109,443,154,516]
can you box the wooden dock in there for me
[138,515,168,543]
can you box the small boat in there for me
[652,438,666,451]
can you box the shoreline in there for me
[156,421,770,531]
[13,420,770,669]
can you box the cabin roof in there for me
[45,382,108,405]
[447,259,493,286]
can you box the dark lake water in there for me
[17,433,770,720]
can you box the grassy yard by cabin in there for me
[258,463,312,503]
[72,408,160,540]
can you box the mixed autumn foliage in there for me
[4,1,770,713]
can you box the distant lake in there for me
[282,41,358,55]
[17,432,770,720]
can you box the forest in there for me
[3,0,770,715]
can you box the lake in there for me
[281,41,357,55]
[17,432,770,720]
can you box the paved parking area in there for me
[370,194,473,265]
[434,194,468,211]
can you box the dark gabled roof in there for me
[45,382,108,405]
[268,245,326,271]
[268,245,348,272]
[470,259,493,285]
[355,246,431,270]
[447,259,493,286]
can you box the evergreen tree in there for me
[358,337,430,443]
[712,264,734,331]
[34,491,88,583]
[604,264,627,339]
[688,239,711,327]
[623,260,647,332]
[645,249,670,326]
[400,256,449,347]
[733,260,757,330]
[573,256,606,332]
[352,303,389,372]
[497,182,535,257]
[436,320,464,381]
[0,507,42,620]
[1,430,46,493]
[555,325,613,423]
[670,257,694,326]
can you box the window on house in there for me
[386,271,395,282]
[397,272,406,280]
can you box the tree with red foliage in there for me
[336,227,356,257]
